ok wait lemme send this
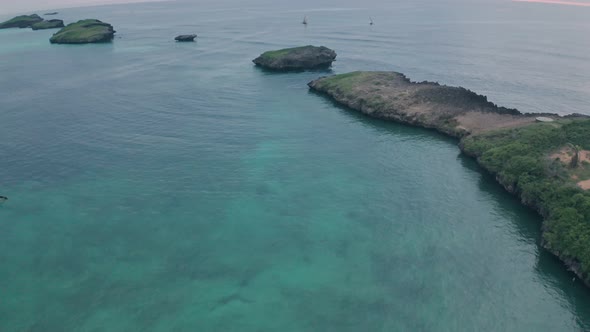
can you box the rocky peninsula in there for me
[50,19,115,44]
[0,14,43,29]
[309,71,590,287]
[32,19,64,30]
[253,45,337,71]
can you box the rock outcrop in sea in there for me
[32,19,65,30]
[0,14,43,29]
[50,19,115,44]
[175,34,197,42]
[253,45,337,71]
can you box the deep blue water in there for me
[1,0,590,331]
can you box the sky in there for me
[2,0,590,16]
[1,0,169,16]
[514,0,590,6]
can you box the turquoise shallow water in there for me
[1,0,590,331]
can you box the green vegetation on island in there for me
[31,19,64,30]
[309,71,590,286]
[253,45,337,71]
[0,14,43,29]
[50,19,115,44]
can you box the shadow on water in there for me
[254,64,334,75]
[458,154,543,241]
[536,249,590,330]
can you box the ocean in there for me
[1,0,589,330]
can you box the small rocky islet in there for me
[175,34,197,42]
[253,45,337,71]
[50,19,116,44]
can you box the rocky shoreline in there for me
[309,71,590,286]
[308,71,542,138]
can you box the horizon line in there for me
[0,0,172,17]
[513,0,590,7]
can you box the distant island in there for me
[50,19,115,44]
[309,71,590,286]
[0,14,43,29]
[0,14,63,31]
[44,12,59,16]
[0,14,116,44]
[32,19,64,30]
[253,45,337,71]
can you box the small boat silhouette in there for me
[370,17,374,25]
[302,16,308,25]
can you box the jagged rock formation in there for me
[253,45,337,71]
[175,34,197,42]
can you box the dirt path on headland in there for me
[455,112,536,133]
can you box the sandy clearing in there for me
[456,112,537,134]
[578,180,590,190]
[550,147,590,165]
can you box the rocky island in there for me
[310,71,590,287]
[253,45,337,71]
[31,19,65,30]
[50,19,115,44]
[175,34,197,42]
[0,14,43,29]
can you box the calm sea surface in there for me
[1,0,590,330]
